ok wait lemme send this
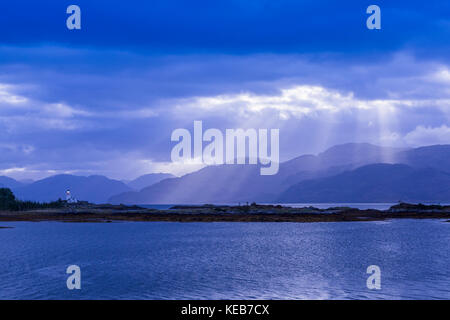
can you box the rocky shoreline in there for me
[0,203,449,223]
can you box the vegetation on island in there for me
[0,188,64,211]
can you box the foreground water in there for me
[0,220,449,299]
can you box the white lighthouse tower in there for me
[65,189,78,204]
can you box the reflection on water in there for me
[0,219,449,299]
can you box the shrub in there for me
[0,188,64,211]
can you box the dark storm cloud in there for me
[0,0,448,58]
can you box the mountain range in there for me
[109,143,450,204]
[2,143,449,204]
[4,173,175,204]
[0,176,25,189]
[125,173,175,190]
[278,163,450,203]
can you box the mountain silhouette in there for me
[397,144,450,173]
[4,143,449,205]
[278,163,450,203]
[0,176,24,189]
[110,143,449,204]
[14,174,132,203]
[126,173,175,190]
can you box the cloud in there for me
[139,159,206,178]
[0,84,28,104]
[0,1,447,181]
[0,81,160,135]
[171,84,450,121]
[432,68,450,84]
[404,125,450,146]
[0,0,449,61]
[0,47,449,179]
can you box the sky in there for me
[0,0,449,180]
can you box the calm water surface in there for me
[0,219,449,299]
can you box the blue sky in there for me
[0,0,449,180]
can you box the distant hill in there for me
[280,143,404,173]
[108,143,410,204]
[10,143,446,205]
[398,145,450,173]
[278,163,450,203]
[19,179,34,185]
[127,173,175,190]
[14,174,132,204]
[110,165,277,204]
[0,176,24,189]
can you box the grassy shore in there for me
[0,203,449,223]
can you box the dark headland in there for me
[1,202,450,223]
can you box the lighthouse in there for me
[65,189,78,204]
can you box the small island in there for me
[0,188,449,223]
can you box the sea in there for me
[0,203,449,300]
